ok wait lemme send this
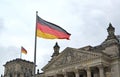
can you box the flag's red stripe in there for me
[37,23,70,39]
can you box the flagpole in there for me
[20,46,22,59]
[20,50,22,59]
[33,11,38,77]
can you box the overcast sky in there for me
[0,0,120,75]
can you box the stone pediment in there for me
[42,47,101,71]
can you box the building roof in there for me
[4,58,34,66]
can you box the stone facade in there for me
[3,58,34,77]
[3,23,120,77]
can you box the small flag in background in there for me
[36,15,71,40]
[21,46,27,54]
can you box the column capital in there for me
[63,72,67,77]
[84,67,91,71]
[54,74,57,77]
[74,69,79,73]
[97,65,104,69]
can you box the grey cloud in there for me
[1,0,120,75]
[0,18,4,33]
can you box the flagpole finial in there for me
[36,11,38,14]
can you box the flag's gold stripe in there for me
[22,50,27,54]
[37,30,58,39]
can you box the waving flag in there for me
[36,15,71,40]
[21,46,27,54]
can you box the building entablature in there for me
[42,46,112,72]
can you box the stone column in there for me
[63,72,67,77]
[75,70,79,77]
[86,68,91,77]
[83,75,87,77]
[93,73,99,77]
[98,66,104,77]
[54,74,57,77]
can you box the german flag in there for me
[36,15,71,40]
[21,46,27,54]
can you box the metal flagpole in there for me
[33,11,38,77]
[20,47,22,59]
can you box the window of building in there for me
[17,73,20,77]
[10,73,12,77]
